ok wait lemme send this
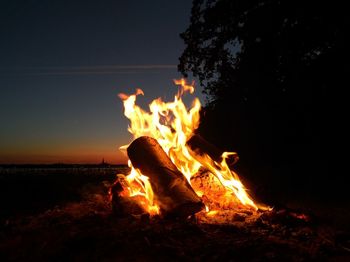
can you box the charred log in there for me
[127,136,204,217]
[109,175,146,217]
[187,134,239,167]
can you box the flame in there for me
[123,160,159,215]
[116,79,259,216]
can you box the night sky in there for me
[0,0,203,164]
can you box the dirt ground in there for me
[0,169,349,261]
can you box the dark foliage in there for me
[179,0,348,203]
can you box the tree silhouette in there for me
[179,0,347,201]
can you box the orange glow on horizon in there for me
[0,154,128,165]
[0,155,128,165]
[0,145,129,165]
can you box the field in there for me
[0,166,349,261]
[0,165,127,220]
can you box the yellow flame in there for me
[206,210,219,217]
[117,79,258,215]
[121,160,159,215]
[190,152,257,208]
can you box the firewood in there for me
[187,134,239,167]
[110,176,146,217]
[127,136,204,217]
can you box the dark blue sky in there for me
[0,0,204,164]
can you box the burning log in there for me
[110,176,146,217]
[187,134,239,167]
[127,136,204,217]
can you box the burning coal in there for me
[110,79,268,220]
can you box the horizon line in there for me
[0,162,128,166]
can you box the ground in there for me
[0,167,349,261]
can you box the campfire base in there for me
[1,197,348,262]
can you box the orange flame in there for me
[117,79,260,216]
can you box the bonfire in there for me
[110,79,269,223]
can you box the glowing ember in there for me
[114,79,265,218]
